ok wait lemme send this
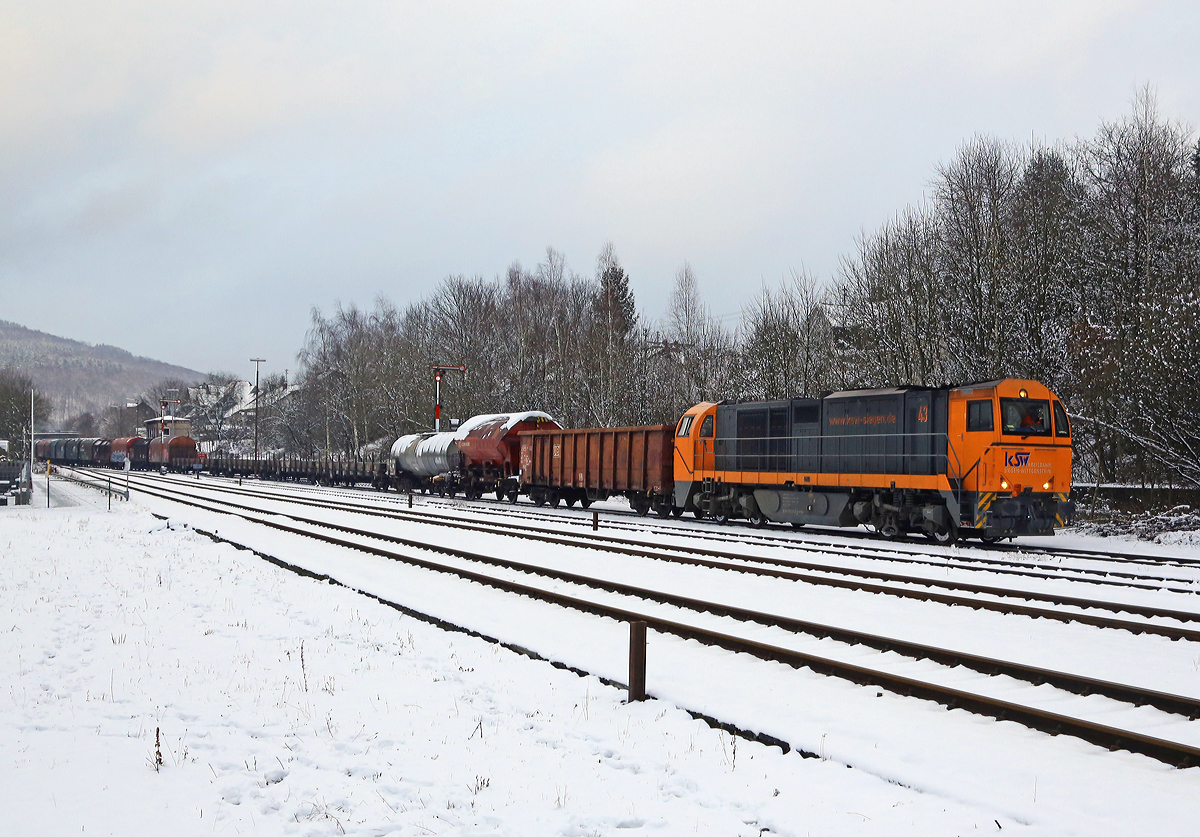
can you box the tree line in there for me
[15,91,1196,488]
[275,91,1199,487]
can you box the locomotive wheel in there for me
[980,535,1001,545]
[748,509,768,528]
[691,507,706,520]
[713,511,731,525]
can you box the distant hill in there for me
[0,320,205,424]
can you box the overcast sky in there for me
[1,1,1196,381]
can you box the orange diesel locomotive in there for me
[522,378,1073,542]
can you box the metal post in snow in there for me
[593,510,599,531]
[628,621,647,703]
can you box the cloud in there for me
[0,0,1195,376]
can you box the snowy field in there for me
[3,477,1200,835]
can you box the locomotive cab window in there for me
[966,400,994,432]
[1000,399,1051,436]
[676,416,694,437]
[1053,401,1071,438]
[699,415,714,438]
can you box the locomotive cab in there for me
[672,402,718,513]
[947,379,1073,539]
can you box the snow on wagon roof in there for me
[453,411,556,439]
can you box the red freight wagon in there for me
[110,437,150,468]
[149,436,199,470]
[519,425,675,516]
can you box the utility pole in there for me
[29,387,34,498]
[250,358,265,465]
[429,365,466,432]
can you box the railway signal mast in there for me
[159,389,181,465]
[430,365,466,432]
[250,358,266,463]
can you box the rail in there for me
[53,467,130,506]
[124,473,1200,766]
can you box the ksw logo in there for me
[1005,452,1031,468]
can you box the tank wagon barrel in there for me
[388,411,560,500]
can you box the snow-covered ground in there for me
[3,477,1200,835]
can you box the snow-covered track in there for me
[425,494,1200,574]
[121,471,1200,641]
[187,470,1200,581]
[117,471,1200,767]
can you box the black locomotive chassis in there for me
[695,479,1073,540]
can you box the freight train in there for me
[41,377,1073,543]
[36,434,200,471]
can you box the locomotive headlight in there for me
[1042,480,1052,490]
[1000,478,1009,490]
[1019,388,1028,398]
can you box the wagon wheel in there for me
[671,506,685,518]
[654,502,671,519]
[579,495,593,509]
[631,496,651,516]
[546,489,561,507]
[496,486,506,501]
[507,487,520,503]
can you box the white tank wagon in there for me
[390,432,461,480]
[388,411,560,499]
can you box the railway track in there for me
[422,492,1200,571]
[129,471,1200,641]
[108,469,1200,767]
[186,472,1200,588]
[421,495,1200,592]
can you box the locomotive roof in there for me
[824,385,932,399]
